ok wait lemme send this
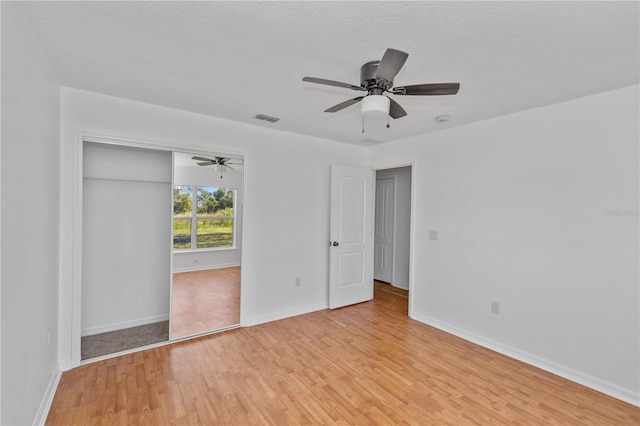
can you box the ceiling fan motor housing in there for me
[360,61,390,92]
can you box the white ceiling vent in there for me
[255,113,280,123]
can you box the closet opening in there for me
[79,141,244,361]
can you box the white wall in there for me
[82,142,172,336]
[172,158,243,271]
[1,3,61,424]
[59,88,366,367]
[376,167,411,289]
[367,85,640,404]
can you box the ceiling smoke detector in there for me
[435,115,450,123]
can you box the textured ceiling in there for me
[19,1,639,146]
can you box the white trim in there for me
[239,155,249,328]
[172,247,238,254]
[81,313,170,337]
[411,313,640,407]
[169,152,176,347]
[172,262,241,273]
[408,163,416,317]
[70,131,83,366]
[169,324,239,343]
[391,281,409,290]
[242,302,328,327]
[82,132,246,159]
[59,360,75,372]
[33,367,61,426]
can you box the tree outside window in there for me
[173,185,235,250]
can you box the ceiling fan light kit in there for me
[361,95,390,117]
[302,48,460,129]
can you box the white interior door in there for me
[329,165,374,309]
[374,177,395,283]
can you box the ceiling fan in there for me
[302,48,460,123]
[191,156,241,170]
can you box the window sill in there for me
[173,246,237,254]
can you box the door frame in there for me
[69,131,247,367]
[373,162,415,318]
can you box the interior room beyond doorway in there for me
[374,166,411,290]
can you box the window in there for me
[173,185,235,250]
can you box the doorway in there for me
[374,166,411,306]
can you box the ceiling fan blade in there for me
[392,83,460,96]
[192,156,213,162]
[197,162,213,166]
[375,48,409,82]
[388,98,407,119]
[303,77,365,91]
[324,96,365,113]
[225,165,235,170]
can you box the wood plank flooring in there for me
[47,282,639,425]
[171,267,240,339]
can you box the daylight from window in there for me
[173,185,234,250]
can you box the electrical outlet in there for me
[295,277,301,287]
[491,301,500,315]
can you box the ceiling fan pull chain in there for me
[387,114,390,129]
[362,117,365,134]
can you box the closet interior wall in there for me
[82,142,172,336]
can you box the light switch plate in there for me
[429,230,438,240]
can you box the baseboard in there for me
[243,302,328,327]
[391,281,409,290]
[33,366,61,425]
[59,360,75,372]
[81,313,169,337]
[411,313,640,407]
[172,262,240,273]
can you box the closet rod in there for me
[83,176,171,185]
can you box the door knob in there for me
[332,241,339,247]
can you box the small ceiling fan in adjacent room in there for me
[192,156,242,177]
[302,48,460,130]
[192,156,241,169]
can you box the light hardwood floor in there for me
[171,267,241,339]
[47,282,638,425]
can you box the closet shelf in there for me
[83,176,171,185]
